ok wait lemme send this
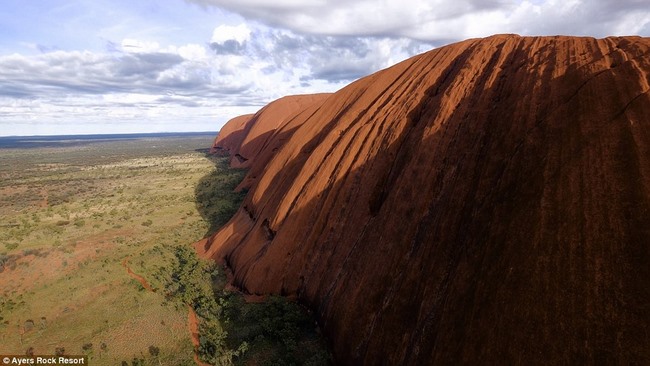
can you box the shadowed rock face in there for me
[200,35,650,365]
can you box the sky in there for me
[0,0,648,136]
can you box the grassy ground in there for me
[0,135,330,366]
[0,135,220,365]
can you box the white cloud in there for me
[177,44,209,61]
[211,23,252,44]
[3,0,646,136]
[2,22,397,135]
[187,0,650,41]
[121,39,161,53]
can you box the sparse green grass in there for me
[0,136,330,365]
[0,136,216,365]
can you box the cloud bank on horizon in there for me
[0,0,648,136]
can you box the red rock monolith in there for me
[205,35,650,365]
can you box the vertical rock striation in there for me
[211,94,331,170]
[201,35,650,365]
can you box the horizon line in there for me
[0,131,219,139]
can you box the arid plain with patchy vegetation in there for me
[0,134,329,365]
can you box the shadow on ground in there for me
[193,148,248,238]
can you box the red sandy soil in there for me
[204,35,650,365]
[187,306,200,348]
[39,188,48,208]
[187,306,211,366]
[1,234,118,296]
[121,258,154,292]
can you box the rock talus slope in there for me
[201,35,650,365]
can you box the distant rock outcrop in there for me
[211,94,331,170]
[200,35,650,365]
[209,114,254,156]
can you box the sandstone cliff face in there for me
[200,35,650,365]
[211,94,330,169]
[210,114,254,156]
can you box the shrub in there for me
[4,243,18,251]
[148,345,159,357]
[24,319,35,332]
